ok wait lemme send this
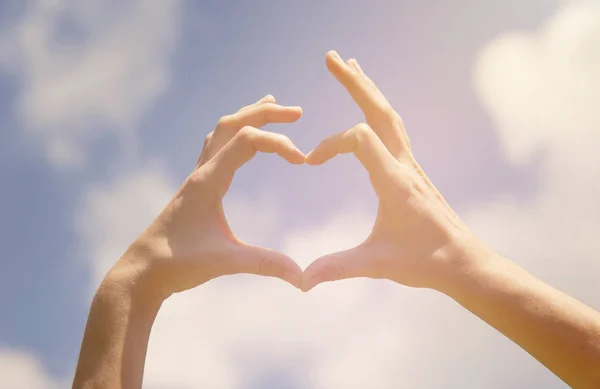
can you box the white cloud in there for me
[0,348,64,389]
[473,0,600,169]
[471,0,600,302]
[0,0,180,168]
[75,163,176,288]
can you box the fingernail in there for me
[330,50,342,62]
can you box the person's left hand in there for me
[300,51,478,293]
[108,95,305,300]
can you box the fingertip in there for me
[282,270,302,289]
[300,276,319,292]
[326,50,342,62]
[254,95,276,106]
[306,144,335,166]
[300,263,324,291]
[325,50,345,72]
[279,106,303,123]
[305,150,322,165]
[263,94,276,103]
[290,106,303,117]
[300,284,312,293]
[289,148,306,164]
[282,141,306,164]
[244,246,303,288]
[347,58,362,73]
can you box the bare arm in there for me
[72,263,163,388]
[72,95,305,389]
[302,50,600,388]
[444,249,600,388]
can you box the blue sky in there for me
[2,0,599,388]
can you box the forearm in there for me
[73,261,163,389]
[442,250,600,388]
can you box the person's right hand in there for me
[109,95,305,300]
[301,51,486,292]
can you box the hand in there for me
[110,95,305,299]
[301,51,484,292]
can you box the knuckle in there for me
[217,115,234,129]
[277,133,292,143]
[237,126,255,141]
[353,123,373,139]
[204,131,214,144]
[186,168,210,191]
[239,125,254,135]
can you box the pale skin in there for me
[72,51,600,389]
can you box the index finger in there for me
[325,50,393,120]
[197,102,303,166]
[326,51,412,161]
[222,102,303,130]
[306,123,399,189]
[207,127,305,193]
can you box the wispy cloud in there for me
[0,349,64,389]
[470,0,600,299]
[0,0,182,384]
[0,0,181,168]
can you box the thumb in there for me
[225,243,303,289]
[301,244,373,292]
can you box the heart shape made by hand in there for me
[122,51,476,302]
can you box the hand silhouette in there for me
[114,95,306,299]
[301,51,481,292]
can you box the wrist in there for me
[103,248,170,307]
[432,235,506,297]
[437,242,529,304]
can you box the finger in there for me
[306,123,397,182]
[237,94,276,113]
[301,245,373,292]
[347,58,380,93]
[222,102,302,130]
[212,126,305,177]
[326,50,392,120]
[327,51,411,158]
[198,103,303,166]
[225,244,303,288]
[347,58,362,73]
[348,57,413,155]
